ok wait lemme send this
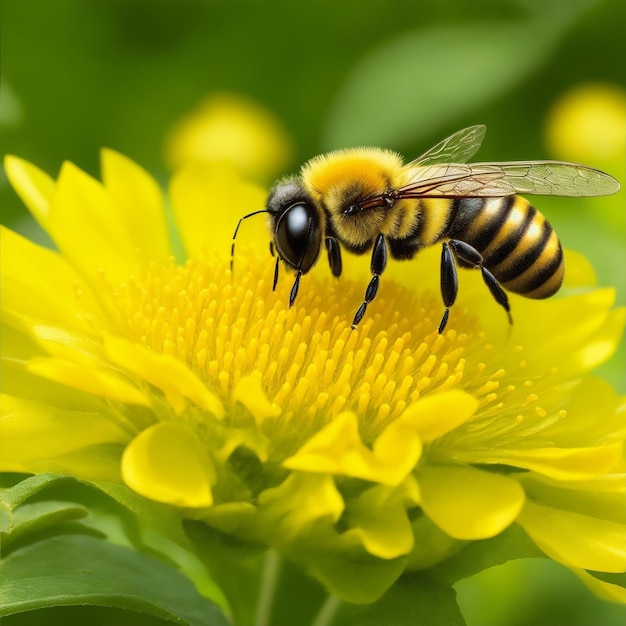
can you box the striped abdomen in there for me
[443,196,564,298]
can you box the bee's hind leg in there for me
[439,241,458,333]
[448,239,513,326]
[351,234,387,329]
[480,267,513,325]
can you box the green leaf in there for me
[0,474,99,553]
[430,523,545,586]
[0,473,76,508]
[0,534,229,626]
[322,5,592,150]
[1,500,91,549]
[332,572,466,626]
[586,571,626,589]
[95,480,191,549]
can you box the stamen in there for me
[106,255,559,453]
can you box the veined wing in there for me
[395,161,621,199]
[407,125,486,167]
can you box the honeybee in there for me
[232,126,620,332]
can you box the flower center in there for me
[107,253,553,454]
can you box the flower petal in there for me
[0,394,129,480]
[49,161,141,283]
[455,444,623,481]
[518,500,626,572]
[574,569,626,603]
[419,465,525,539]
[257,472,344,543]
[122,422,215,508]
[398,390,478,442]
[515,288,625,377]
[4,155,55,229]
[169,162,266,261]
[343,478,420,559]
[519,473,626,523]
[104,335,224,418]
[1,227,95,330]
[28,356,150,406]
[233,373,281,423]
[283,411,421,485]
[101,148,172,263]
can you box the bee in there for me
[231,126,620,332]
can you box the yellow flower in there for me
[164,92,294,182]
[545,83,626,165]
[2,148,625,605]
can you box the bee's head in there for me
[266,177,322,274]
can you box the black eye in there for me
[275,202,321,273]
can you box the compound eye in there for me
[275,202,321,273]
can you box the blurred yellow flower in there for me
[164,93,294,182]
[545,83,626,164]
[2,145,625,604]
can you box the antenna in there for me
[230,210,269,274]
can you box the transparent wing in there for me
[407,125,487,167]
[395,161,621,199]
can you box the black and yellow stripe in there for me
[442,195,564,298]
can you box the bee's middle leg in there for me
[351,234,387,329]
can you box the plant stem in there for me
[311,594,341,626]
[254,550,282,626]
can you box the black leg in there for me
[351,234,387,329]
[481,267,513,324]
[448,239,512,326]
[439,241,458,333]
[326,237,343,277]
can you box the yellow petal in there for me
[104,335,224,418]
[398,390,478,443]
[514,288,624,377]
[456,444,624,481]
[49,161,141,283]
[283,411,421,485]
[32,324,108,365]
[257,472,344,543]
[101,148,172,263]
[27,357,150,406]
[4,155,55,229]
[561,249,597,288]
[418,465,525,540]
[233,373,281,423]
[544,377,625,446]
[0,394,129,480]
[519,473,626,523]
[574,569,626,603]
[169,162,267,261]
[344,479,419,559]
[518,500,626,572]
[1,227,95,330]
[122,422,215,508]
[371,416,423,483]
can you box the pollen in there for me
[106,254,563,456]
[106,256,490,450]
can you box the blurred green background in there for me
[1,1,625,625]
